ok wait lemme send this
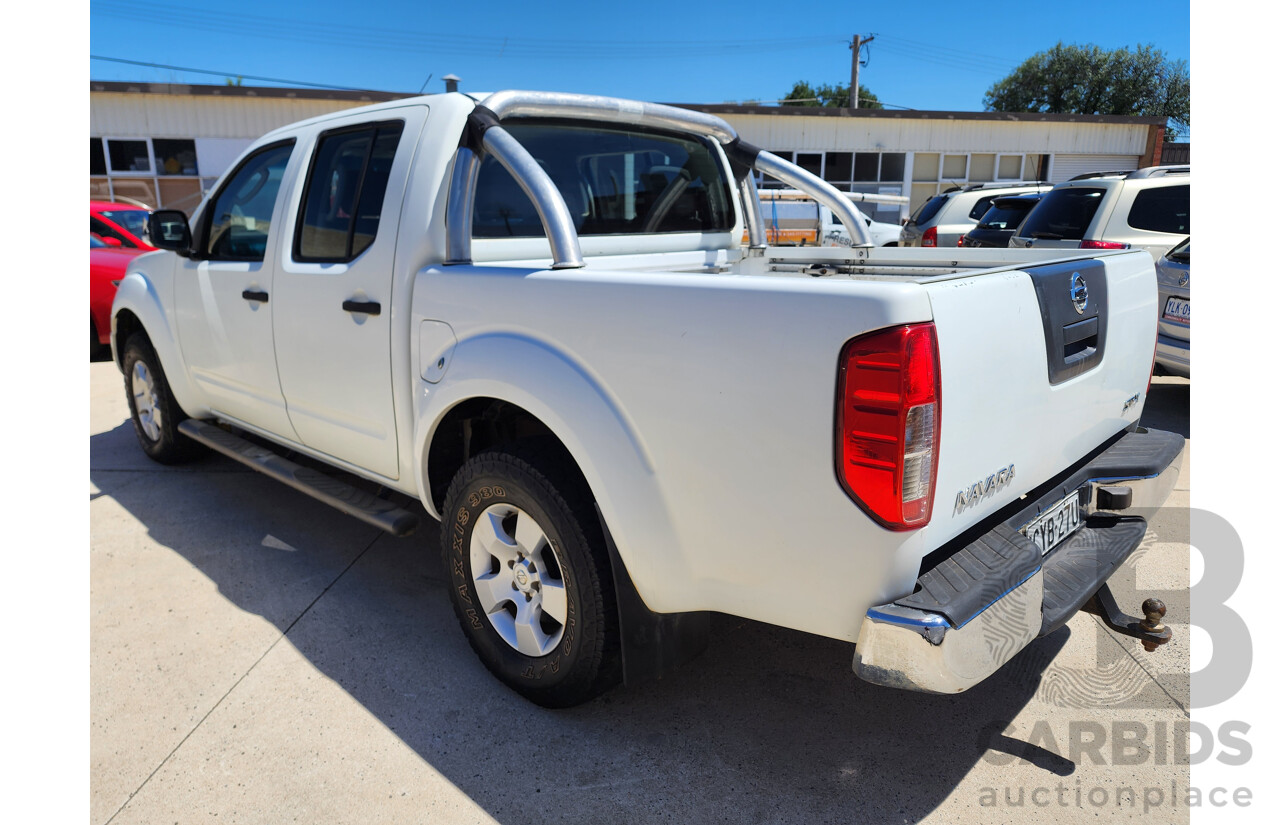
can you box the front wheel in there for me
[122,335,201,464]
[441,446,619,707]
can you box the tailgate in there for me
[919,249,1157,547]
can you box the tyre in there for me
[122,335,202,464]
[441,445,619,707]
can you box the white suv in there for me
[1010,166,1189,261]
[900,181,1053,248]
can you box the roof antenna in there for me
[418,73,433,94]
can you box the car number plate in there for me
[1021,490,1084,556]
[1162,296,1190,325]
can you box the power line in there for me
[90,55,381,91]
[92,1,841,59]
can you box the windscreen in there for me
[473,120,735,237]
[1017,188,1105,240]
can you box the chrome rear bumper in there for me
[853,428,1184,694]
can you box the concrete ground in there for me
[91,365,1191,824]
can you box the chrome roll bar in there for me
[444,90,874,268]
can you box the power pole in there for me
[850,34,874,109]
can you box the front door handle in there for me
[242,289,269,303]
[342,299,381,316]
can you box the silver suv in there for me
[901,181,1053,248]
[1010,166,1189,261]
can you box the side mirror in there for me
[148,210,192,255]
[101,236,123,248]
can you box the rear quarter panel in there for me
[415,265,936,642]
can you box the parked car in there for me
[91,200,155,250]
[1154,236,1190,377]
[91,235,148,358]
[114,89,1182,707]
[959,193,1044,248]
[900,181,1053,248]
[1010,167,1189,261]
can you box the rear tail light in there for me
[957,235,967,247]
[921,227,937,247]
[1079,239,1130,249]
[836,323,941,530]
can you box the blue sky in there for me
[90,0,1189,114]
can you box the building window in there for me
[91,139,107,176]
[107,139,151,173]
[153,138,199,176]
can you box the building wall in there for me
[87,87,1164,223]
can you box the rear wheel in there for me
[122,335,201,464]
[441,445,619,707]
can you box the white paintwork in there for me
[113,90,1161,646]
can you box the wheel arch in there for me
[111,269,203,416]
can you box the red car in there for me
[91,200,155,250]
[91,235,149,358]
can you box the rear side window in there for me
[1018,188,1105,240]
[910,195,949,225]
[1128,185,1189,234]
[473,121,735,238]
[967,195,998,221]
[296,120,405,261]
[205,142,294,261]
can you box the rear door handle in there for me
[242,289,269,303]
[342,299,381,316]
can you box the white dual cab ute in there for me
[116,90,1184,707]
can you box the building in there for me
[90,81,1173,223]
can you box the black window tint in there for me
[205,143,293,261]
[91,139,107,175]
[1018,188,1105,240]
[911,195,949,225]
[967,195,997,221]
[473,121,734,238]
[1128,185,1189,234]
[351,126,403,257]
[297,121,404,261]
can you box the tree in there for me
[781,81,882,109]
[984,43,1189,140]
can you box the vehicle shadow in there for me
[1141,377,1189,438]
[91,421,1074,824]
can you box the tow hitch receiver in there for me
[1083,584,1172,652]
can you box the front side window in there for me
[91,216,135,248]
[473,121,735,238]
[1128,185,1189,234]
[98,209,149,241]
[296,120,404,261]
[204,142,294,261]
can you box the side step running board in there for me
[177,419,420,537]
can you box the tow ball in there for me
[1083,584,1172,652]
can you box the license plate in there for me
[1021,490,1084,556]
[1162,296,1190,325]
